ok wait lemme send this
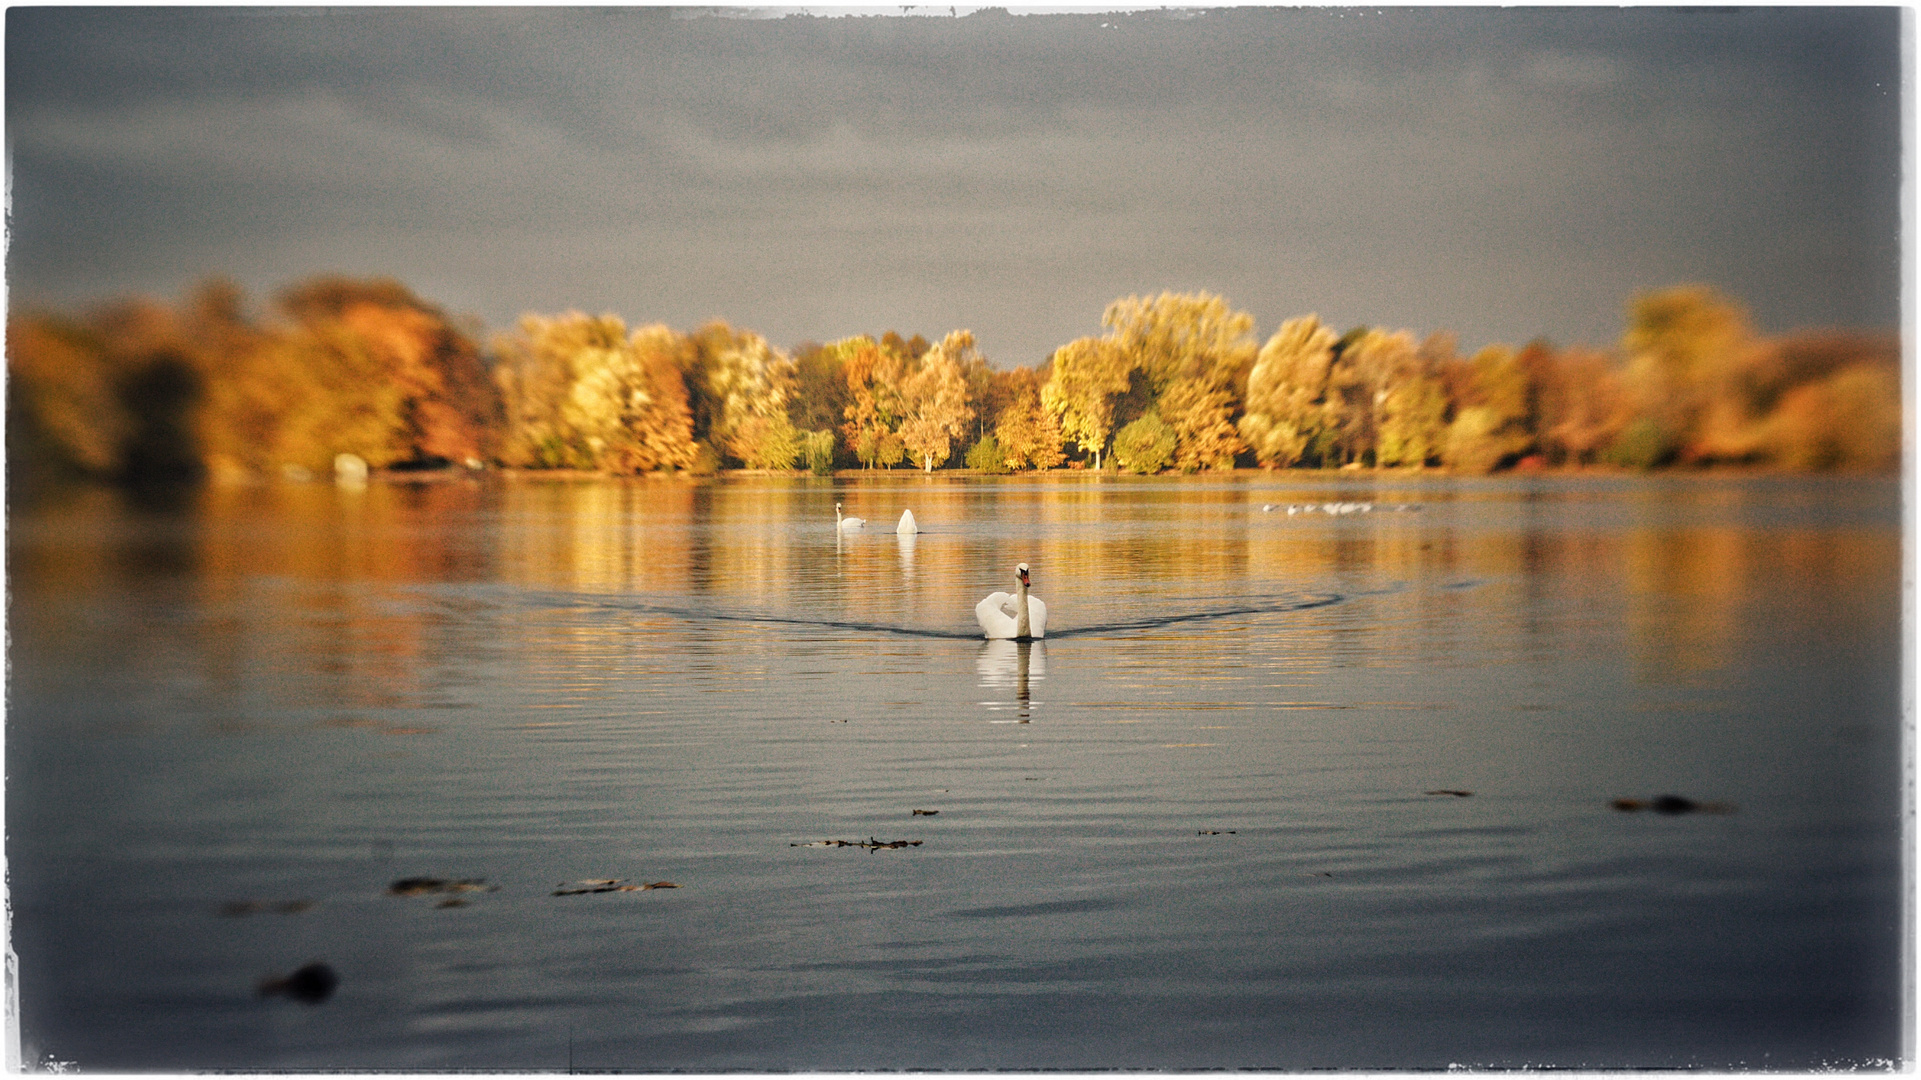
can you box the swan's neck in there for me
[1014,578,1030,638]
[835,507,843,525]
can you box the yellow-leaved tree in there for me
[991,366,1067,470]
[695,322,803,470]
[1239,315,1339,469]
[1041,336,1132,469]
[1102,291,1254,471]
[493,312,697,472]
[839,336,910,469]
[898,330,978,472]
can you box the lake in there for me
[5,471,1906,1071]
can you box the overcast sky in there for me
[5,5,1905,366]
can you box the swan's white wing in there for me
[1027,595,1047,638]
[839,517,864,530]
[976,592,1017,639]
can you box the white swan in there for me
[836,502,864,531]
[897,509,918,535]
[976,563,1047,640]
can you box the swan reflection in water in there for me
[977,639,1045,722]
[896,528,916,581]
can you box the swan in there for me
[897,509,918,535]
[836,503,864,531]
[976,563,1047,640]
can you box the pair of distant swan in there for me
[836,503,917,536]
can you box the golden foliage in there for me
[694,322,802,469]
[1041,336,1132,467]
[838,336,910,469]
[992,374,1067,471]
[1240,315,1339,468]
[1112,412,1176,474]
[494,313,696,473]
[898,331,979,472]
[8,275,1897,491]
[1757,363,1901,471]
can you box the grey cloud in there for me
[5,6,1900,365]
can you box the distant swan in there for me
[976,563,1047,639]
[897,509,918,535]
[836,503,864,531]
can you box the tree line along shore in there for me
[7,277,1900,496]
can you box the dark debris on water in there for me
[1611,795,1736,815]
[387,877,500,897]
[792,838,924,850]
[553,879,680,895]
[258,961,338,1005]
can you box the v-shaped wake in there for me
[522,589,1351,641]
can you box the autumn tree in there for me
[689,322,802,470]
[1535,345,1633,466]
[493,313,697,472]
[898,330,978,472]
[1324,327,1416,466]
[1239,315,1340,468]
[1757,362,1901,471]
[8,308,148,486]
[1103,292,1253,470]
[966,433,1010,473]
[1112,412,1176,474]
[838,335,910,469]
[1041,336,1132,469]
[1618,284,1753,463]
[1442,344,1537,474]
[272,276,498,470]
[991,365,1067,470]
[789,341,853,457]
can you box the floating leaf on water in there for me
[792,838,922,850]
[387,877,498,897]
[1197,830,1237,835]
[1425,790,1474,797]
[912,809,939,816]
[257,961,338,1005]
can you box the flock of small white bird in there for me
[1260,501,1422,516]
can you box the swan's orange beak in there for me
[1018,568,1030,586]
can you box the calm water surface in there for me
[7,473,1906,1070]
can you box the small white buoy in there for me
[897,509,918,536]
